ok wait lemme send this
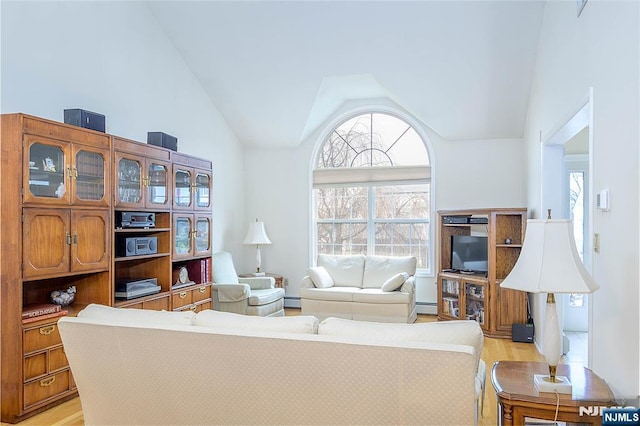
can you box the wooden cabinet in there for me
[22,319,76,411]
[22,208,110,279]
[171,152,212,211]
[172,283,212,312]
[1,113,214,423]
[22,124,110,208]
[113,138,172,210]
[437,208,527,338]
[1,114,112,423]
[172,213,212,260]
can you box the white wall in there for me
[524,0,639,398]
[243,98,526,307]
[0,1,245,255]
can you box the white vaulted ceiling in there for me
[146,1,545,147]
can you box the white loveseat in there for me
[58,304,482,425]
[300,254,417,323]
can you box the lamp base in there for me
[534,374,572,394]
[251,272,266,277]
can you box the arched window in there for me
[313,111,432,270]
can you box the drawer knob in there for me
[39,325,55,335]
[179,291,187,299]
[199,287,206,293]
[189,305,197,311]
[40,376,56,387]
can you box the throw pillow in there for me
[307,266,334,288]
[381,272,409,292]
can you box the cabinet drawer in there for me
[172,289,193,308]
[192,285,211,303]
[23,322,61,354]
[174,299,212,313]
[23,346,68,382]
[195,300,212,312]
[23,370,71,409]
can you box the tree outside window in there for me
[313,112,431,270]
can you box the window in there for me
[313,112,431,270]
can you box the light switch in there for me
[593,233,600,253]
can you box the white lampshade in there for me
[500,218,599,294]
[501,216,599,394]
[243,221,272,245]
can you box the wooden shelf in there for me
[437,208,527,338]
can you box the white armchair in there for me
[212,251,285,317]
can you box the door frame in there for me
[540,88,594,368]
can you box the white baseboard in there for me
[284,297,301,309]
[416,302,437,315]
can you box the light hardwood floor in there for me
[4,311,544,426]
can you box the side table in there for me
[491,361,615,426]
[239,273,283,288]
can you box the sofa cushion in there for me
[362,255,417,288]
[77,303,195,325]
[318,317,483,373]
[307,266,335,288]
[193,309,319,334]
[352,289,411,304]
[317,254,365,288]
[381,272,409,292]
[212,251,240,284]
[299,287,359,302]
[247,288,285,306]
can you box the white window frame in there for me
[309,105,435,275]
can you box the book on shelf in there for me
[186,258,211,284]
[22,309,67,324]
[22,303,61,319]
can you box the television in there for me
[451,235,488,273]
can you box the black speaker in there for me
[147,132,178,151]
[64,109,106,132]
[512,323,535,343]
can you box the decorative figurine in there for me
[50,285,76,307]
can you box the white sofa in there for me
[300,254,418,323]
[58,304,482,425]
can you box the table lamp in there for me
[500,210,599,394]
[243,219,272,276]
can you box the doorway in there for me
[541,91,593,367]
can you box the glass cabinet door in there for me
[73,147,108,206]
[147,161,170,209]
[465,282,486,326]
[194,215,211,256]
[174,168,192,209]
[440,277,460,319]
[173,215,193,258]
[194,171,211,210]
[24,137,70,205]
[116,156,143,207]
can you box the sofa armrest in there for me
[400,276,416,294]
[213,283,250,302]
[239,276,275,290]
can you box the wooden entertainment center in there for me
[0,113,213,423]
[437,208,527,338]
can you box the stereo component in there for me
[117,237,158,257]
[63,109,106,132]
[147,132,178,151]
[117,211,155,228]
[115,278,160,300]
[442,216,470,224]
